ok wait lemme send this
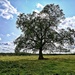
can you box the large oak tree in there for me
[14,4,74,59]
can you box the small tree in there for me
[14,4,74,59]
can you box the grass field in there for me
[0,55,75,75]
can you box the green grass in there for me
[0,55,75,75]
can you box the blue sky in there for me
[0,0,75,42]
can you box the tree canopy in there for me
[14,4,74,59]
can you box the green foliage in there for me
[55,28,74,45]
[14,4,65,53]
[0,55,75,75]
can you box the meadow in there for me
[0,55,75,75]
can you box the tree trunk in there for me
[38,47,44,60]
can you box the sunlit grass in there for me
[0,55,38,61]
[0,55,75,61]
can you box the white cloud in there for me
[0,42,15,53]
[33,3,44,13]
[36,3,44,9]
[58,16,75,30]
[0,0,19,19]
[11,32,16,36]
[6,32,17,37]
[7,34,11,37]
[0,37,2,41]
[34,9,39,13]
